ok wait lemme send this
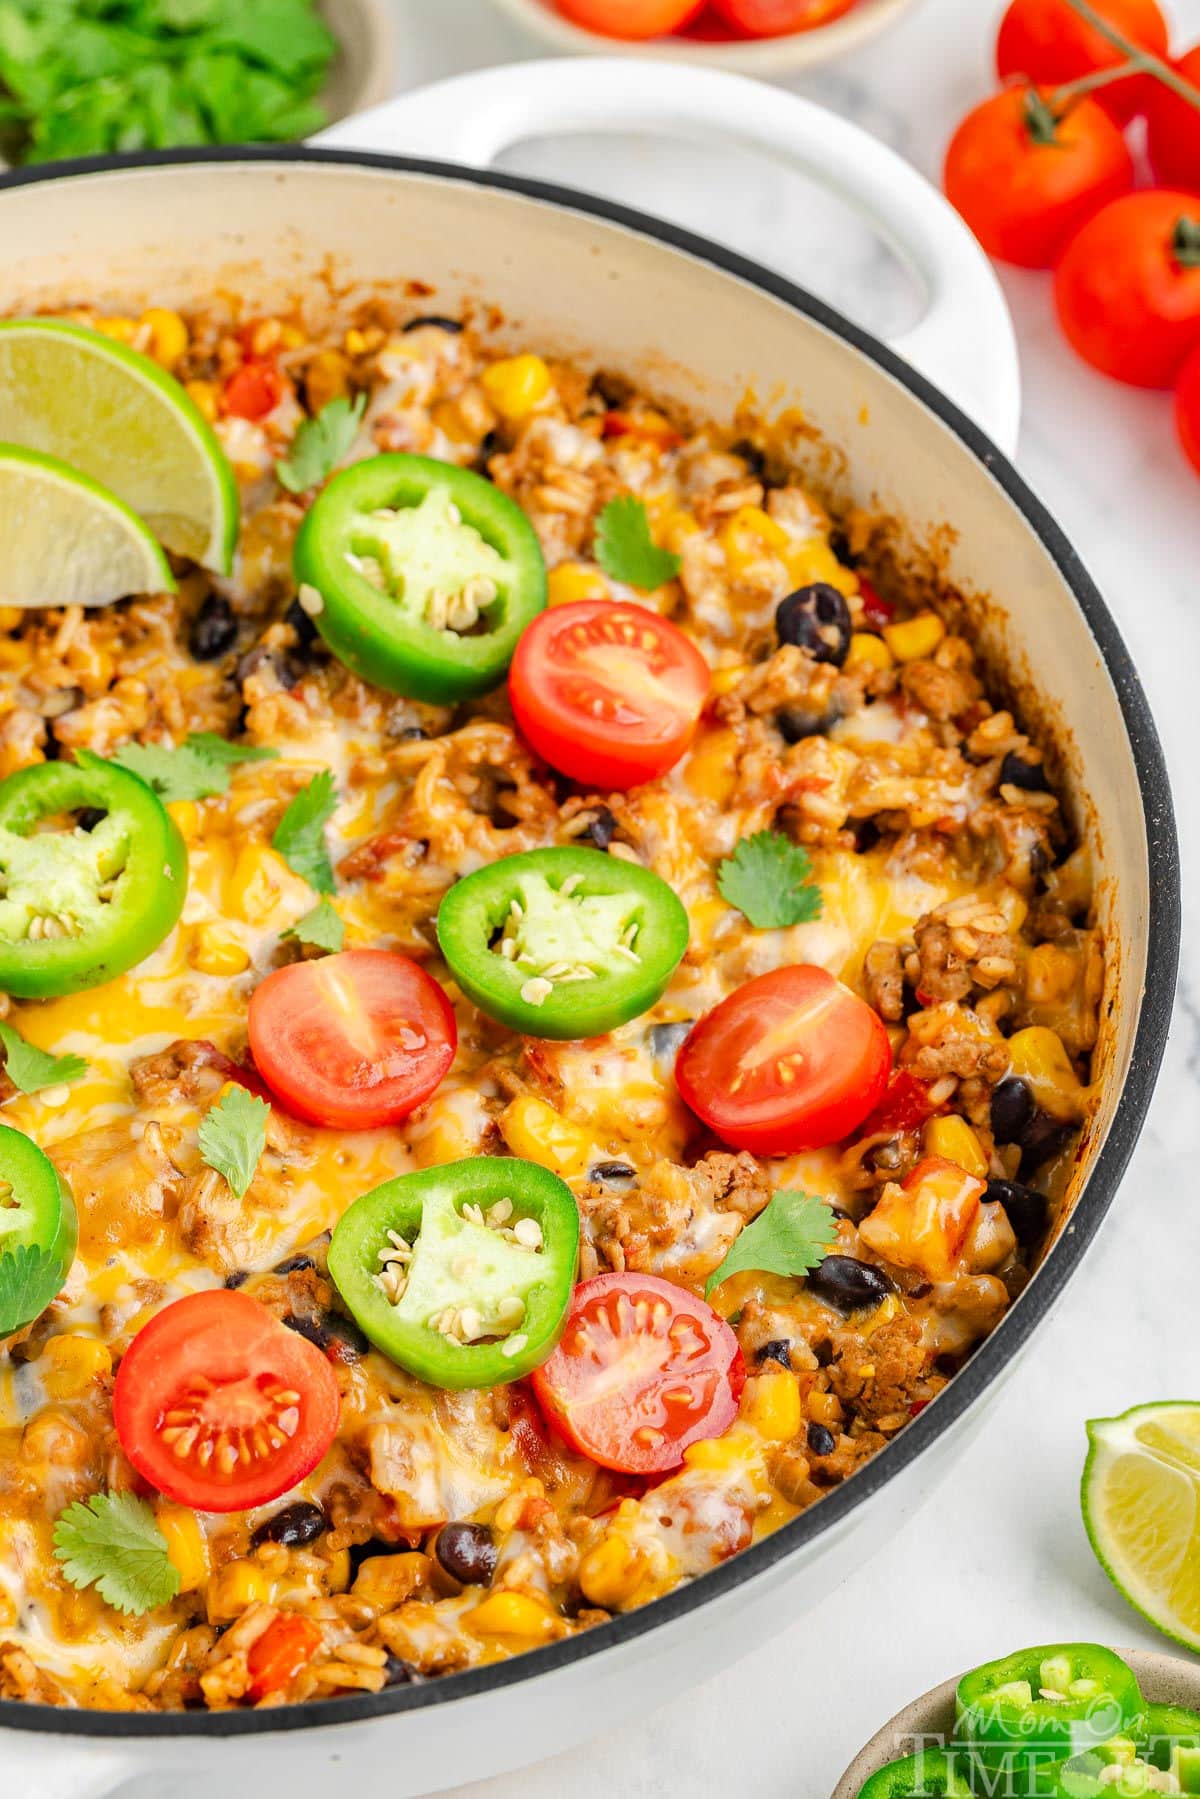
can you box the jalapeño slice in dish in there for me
[0,1124,78,1336]
[293,453,547,704]
[329,1157,580,1390]
[955,1644,1144,1774]
[1043,1738,1200,1797]
[0,751,187,999]
[856,1748,973,1798]
[436,845,688,1041]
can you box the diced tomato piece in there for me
[246,1615,323,1701]
[858,1155,985,1281]
[223,360,286,421]
[858,1071,938,1138]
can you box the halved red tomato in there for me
[222,360,286,421]
[509,600,711,790]
[112,1290,340,1513]
[710,0,857,35]
[553,0,704,39]
[675,964,892,1154]
[248,949,456,1130]
[531,1273,744,1473]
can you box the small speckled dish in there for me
[489,0,921,75]
[834,1650,1200,1798]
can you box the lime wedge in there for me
[1083,1402,1200,1651]
[0,319,237,571]
[0,445,175,608]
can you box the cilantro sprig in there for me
[706,1190,838,1298]
[0,1244,68,1337]
[594,496,681,592]
[111,733,278,804]
[53,1492,180,1618]
[198,1085,270,1201]
[277,393,366,494]
[718,831,823,929]
[0,1021,88,1097]
[272,769,338,894]
[283,897,345,953]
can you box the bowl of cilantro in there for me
[0,0,397,170]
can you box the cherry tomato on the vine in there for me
[552,0,704,37]
[1146,44,1200,192]
[709,0,856,34]
[1055,191,1200,387]
[996,0,1170,124]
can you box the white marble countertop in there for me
[372,2,1200,1792]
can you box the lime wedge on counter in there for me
[1083,1402,1200,1651]
[0,445,175,608]
[0,318,237,572]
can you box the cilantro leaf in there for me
[594,496,681,591]
[0,1021,88,1096]
[277,393,365,495]
[272,769,337,894]
[111,733,278,803]
[53,1491,180,1617]
[705,1191,838,1298]
[283,897,345,954]
[198,1084,270,1200]
[717,831,824,929]
[0,1244,68,1337]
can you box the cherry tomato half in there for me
[944,88,1134,269]
[509,600,711,790]
[222,359,286,421]
[1146,44,1200,192]
[676,964,892,1155]
[531,1272,745,1473]
[248,949,457,1131]
[552,0,704,38]
[1055,191,1200,388]
[112,1290,340,1513]
[1176,343,1200,476]
[996,0,1170,125]
[711,0,856,34]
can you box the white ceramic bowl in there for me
[833,1649,1200,1798]
[489,0,922,74]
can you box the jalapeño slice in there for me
[293,453,547,704]
[0,1124,77,1336]
[436,846,688,1041]
[956,1644,1143,1776]
[0,751,186,999]
[328,1157,579,1390]
[856,1748,973,1798]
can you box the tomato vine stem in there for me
[1059,0,1200,116]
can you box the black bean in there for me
[383,1653,425,1686]
[775,584,852,666]
[591,369,634,409]
[273,1254,318,1276]
[589,1161,636,1187]
[75,807,107,833]
[346,1537,394,1582]
[813,1339,835,1368]
[400,726,428,742]
[402,314,463,334]
[472,430,500,474]
[828,528,857,568]
[991,1076,1035,1145]
[284,597,320,648]
[282,1311,367,1362]
[806,1255,893,1312]
[434,1521,497,1587]
[584,805,618,850]
[777,706,834,744]
[237,643,297,691]
[189,593,238,662]
[650,1021,693,1065]
[223,1270,249,1290]
[806,1422,836,1456]
[250,1501,327,1550]
[1018,1110,1074,1173]
[756,1339,792,1369]
[984,1178,1047,1248]
[729,437,767,478]
[853,819,881,855]
[1000,749,1050,793]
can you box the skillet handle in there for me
[317,58,1021,456]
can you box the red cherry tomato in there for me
[996,0,1170,124]
[943,88,1134,269]
[222,360,286,421]
[531,1273,745,1473]
[552,0,704,38]
[509,601,711,790]
[246,1616,323,1702]
[112,1290,340,1513]
[676,964,892,1155]
[248,949,457,1131]
[1176,343,1200,476]
[1146,45,1200,192]
[1055,191,1200,387]
[710,0,856,35]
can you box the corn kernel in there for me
[190,924,250,978]
[742,1368,802,1443]
[185,380,219,424]
[41,1335,111,1400]
[884,612,946,663]
[430,398,477,446]
[412,1091,485,1168]
[141,308,188,372]
[93,316,138,344]
[807,1391,844,1426]
[1025,943,1079,1007]
[207,1560,273,1623]
[709,664,749,697]
[924,1115,988,1179]
[499,1096,593,1179]
[783,538,857,597]
[351,1552,431,1609]
[166,799,201,843]
[844,632,894,673]
[226,843,313,930]
[683,1432,748,1473]
[325,1548,352,1594]
[658,508,701,554]
[719,505,790,578]
[1007,1026,1088,1122]
[157,1505,209,1593]
[481,355,553,422]
[0,607,23,633]
[547,563,609,608]
[684,727,739,807]
[469,1591,559,1641]
[305,349,351,413]
[280,324,306,351]
[577,1535,645,1611]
